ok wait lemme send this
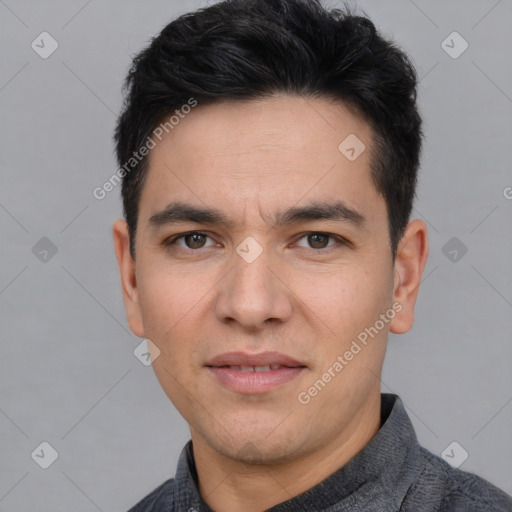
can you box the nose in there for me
[214,243,294,331]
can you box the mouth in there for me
[205,351,307,394]
[210,364,295,372]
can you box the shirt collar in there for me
[173,393,424,511]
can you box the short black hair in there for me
[114,0,422,259]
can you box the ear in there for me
[112,219,145,338]
[389,219,429,334]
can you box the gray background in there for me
[1,0,511,510]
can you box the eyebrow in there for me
[148,200,366,230]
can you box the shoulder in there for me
[127,478,175,512]
[401,446,512,511]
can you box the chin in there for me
[220,439,299,466]
[202,420,307,466]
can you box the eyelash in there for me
[163,231,350,253]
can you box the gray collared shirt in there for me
[128,394,512,511]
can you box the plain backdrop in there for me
[1,0,511,510]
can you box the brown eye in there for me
[166,231,215,251]
[295,232,338,250]
[183,232,207,249]
[307,233,330,249]
[293,232,349,252]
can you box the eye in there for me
[163,231,349,254]
[294,232,346,250]
[165,231,216,250]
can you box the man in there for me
[112,0,512,510]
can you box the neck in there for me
[192,391,382,512]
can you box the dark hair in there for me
[114,0,422,259]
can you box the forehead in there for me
[139,94,383,229]
[149,94,372,165]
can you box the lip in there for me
[205,351,307,394]
[205,351,305,368]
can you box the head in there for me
[113,0,428,469]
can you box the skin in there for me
[113,94,428,511]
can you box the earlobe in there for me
[389,219,429,335]
[112,219,145,338]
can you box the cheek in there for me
[137,268,207,408]
[292,263,391,335]
[295,267,392,409]
[136,265,209,349]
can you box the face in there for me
[114,94,427,466]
